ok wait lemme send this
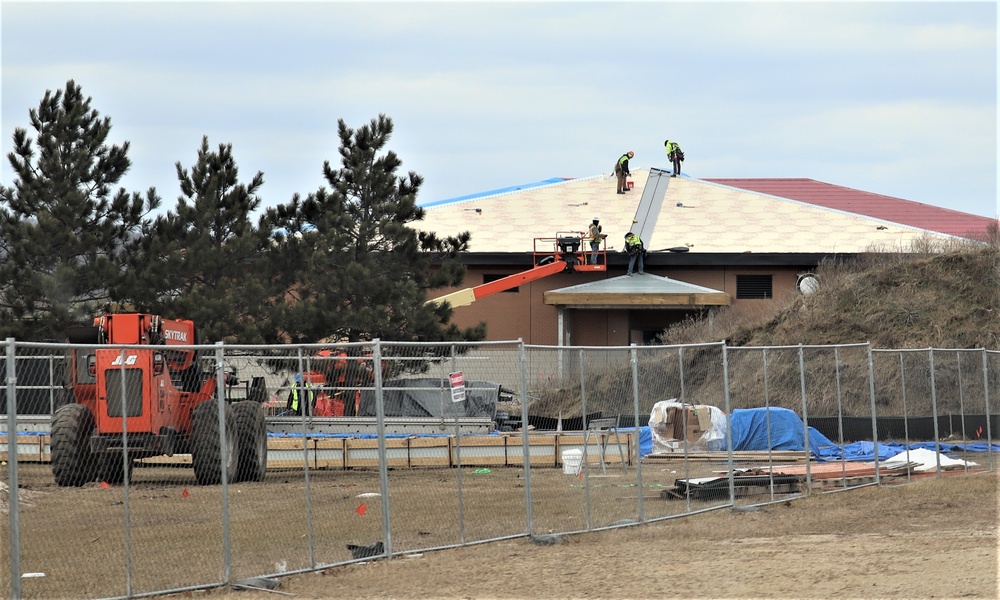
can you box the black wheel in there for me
[99,453,133,485]
[232,401,268,482]
[191,400,238,485]
[51,404,96,487]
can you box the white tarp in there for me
[880,447,978,472]
[648,399,727,453]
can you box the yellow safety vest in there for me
[290,382,313,412]
[588,224,601,242]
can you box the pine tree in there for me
[0,80,158,340]
[264,114,484,344]
[118,136,274,343]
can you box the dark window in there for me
[105,368,144,417]
[483,274,519,293]
[736,275,773,299]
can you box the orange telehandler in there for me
[52,313,267,486]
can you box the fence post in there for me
[982,350,994,472]
[370,340,393,557]
[678,347,692,512]
[629,344,644,522]
[929,349,943,477]
[47,353,56,415]
[798,345,813,493]
[762,348,777,500]
[292,347,317,567]
[956,351,970,471]
[721,343,736,506]
[863,343,881,486]
[517,340,534,535]
[118,348,134,596]
[214,342,233,585]
[899,352,913,483]
[578,348,592,530]
[6,339,21,600]
[450,344,466,544]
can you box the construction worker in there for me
[614,151,634,194]
[664,139,683,177]
[587,217,604,264]
[286,373,314,416]
[329,348,355,416]
[321,346,376,417]
[624,232,645,276]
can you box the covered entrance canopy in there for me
[544,273,729,308]
[543,273,730,346]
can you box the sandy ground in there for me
[200,473,998,600]
[4,462,995,599]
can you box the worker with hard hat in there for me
[664,140,683,177]
[624,231,645,276]
[286,372,315,416]
[615,151,634,194]
[587,217,605,264]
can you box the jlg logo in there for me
[110,355,139,366]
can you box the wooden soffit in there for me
[544,291,730,307]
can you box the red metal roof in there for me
[704,178,998,239]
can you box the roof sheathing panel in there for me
[704,178,997,238]
[417,170,961,254]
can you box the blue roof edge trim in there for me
[419,177,570,208]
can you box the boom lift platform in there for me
[430,233,607,308]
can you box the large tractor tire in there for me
[232,401,268,482]
[51,404,96,487]
[191,400,239,486]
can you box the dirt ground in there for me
[3,462,996,600]
[198,472,998,600]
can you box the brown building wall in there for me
[435,263,809,345]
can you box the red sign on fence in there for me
[449,371,466,403]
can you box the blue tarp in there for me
[636,426,652,457]
[815,440,1000,462]
[729,407,835,456]
[267,427,999,463]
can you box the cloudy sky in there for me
[2,2,997,219]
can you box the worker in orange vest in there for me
[587,217,605,265]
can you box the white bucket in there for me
[561,449,583,475]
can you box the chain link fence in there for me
[1,339,996,598]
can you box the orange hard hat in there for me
[628,151,634,158]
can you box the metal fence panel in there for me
[1,338,997,599]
